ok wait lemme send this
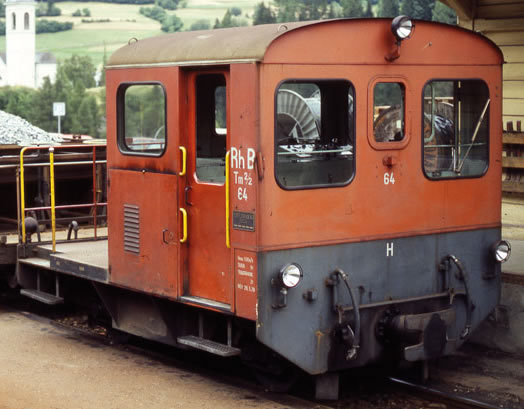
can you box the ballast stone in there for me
[0,110,63,146]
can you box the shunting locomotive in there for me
[13,16,511,399]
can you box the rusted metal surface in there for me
[107,21,311,68]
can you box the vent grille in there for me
[124,204,140,254]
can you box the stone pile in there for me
[0,110,63,146]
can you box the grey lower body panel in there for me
[256,228,501,374]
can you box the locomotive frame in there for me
[13,17,511,399]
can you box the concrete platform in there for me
[472,198,524,355]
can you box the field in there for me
[0,0,257,66]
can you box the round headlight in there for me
[492,240,511,263]
[391,16,414,41]
[279,263,303,288]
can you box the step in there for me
[20,289,64,305]
[177,335,241,357]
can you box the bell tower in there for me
[5,0,36,88]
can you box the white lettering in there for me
[386,242,394,257]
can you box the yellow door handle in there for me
[179,146,187,176]
[179,207,188,243]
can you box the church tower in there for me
[5,0,36,88]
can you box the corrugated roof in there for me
[107,21,316,68]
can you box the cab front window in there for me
[275,80,355,189]
[423,80,489,179]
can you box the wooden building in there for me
[442,0,524,125]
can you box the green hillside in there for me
[0,0,257,66]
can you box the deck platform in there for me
[20,239,109,283]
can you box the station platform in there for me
[472,198,524,356]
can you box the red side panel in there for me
[108,168,179,298]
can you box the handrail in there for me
[49,147,56,252]
[179,146,187,176]
[19,144,107,246]
[179,208,188,243]
[225,151,230,249]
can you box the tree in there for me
[432,1,456,24]
[363,0,373,17]
[378,0,399,17]
[161,14,183,32]
[190,19,211,30]
[59,55,97,90]
[29,77,58,132]
[0,2,5,18]
[253,2,276,25]
[72,94,100,137]
[341,0,364,17]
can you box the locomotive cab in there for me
[99,17,508,399]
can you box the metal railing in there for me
[19,144,107,252]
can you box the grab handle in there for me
[179,207,188,243]
[179,146,187,176]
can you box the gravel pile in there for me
[0,110,63,146]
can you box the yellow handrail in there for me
[225,151,230,249]
[19,147,29,244]
[179,207,188,243]
[49,147,56,253]
[179,146,187,176]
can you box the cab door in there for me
[180,70,232,308]
[108,81,179,298]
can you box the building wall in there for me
[5,0,36,88]
[456,1,524,126]
[35,63,57,88]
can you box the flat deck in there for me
[39,239,109,282]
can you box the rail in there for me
[19,144,107,252]
[502,120,524,194]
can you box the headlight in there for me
[492,240,511,263]
[391,16,414,41]
[279,263,303,288]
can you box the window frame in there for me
[194,73,228,185]
[367,76,410,151]
[273,78,356,191]
[421,78,490,181]
[116,81,168,158]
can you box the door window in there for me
[196,74,227,184]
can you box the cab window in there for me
[423,80,489,179]
[118,83,166,156]
[275,80,355,189]
[373,82,405,143]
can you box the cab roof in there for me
[107,19,503,68]
[107,21,313,68]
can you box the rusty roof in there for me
[106,21,317,68]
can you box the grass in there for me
[0,0,257,66]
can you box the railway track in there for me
[388,377,505,409]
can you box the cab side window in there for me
[423,80,489,179]
[118,83,166,156]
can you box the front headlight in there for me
[391,15,415,41]
[492,240,511,263]
[279,263,303,288]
